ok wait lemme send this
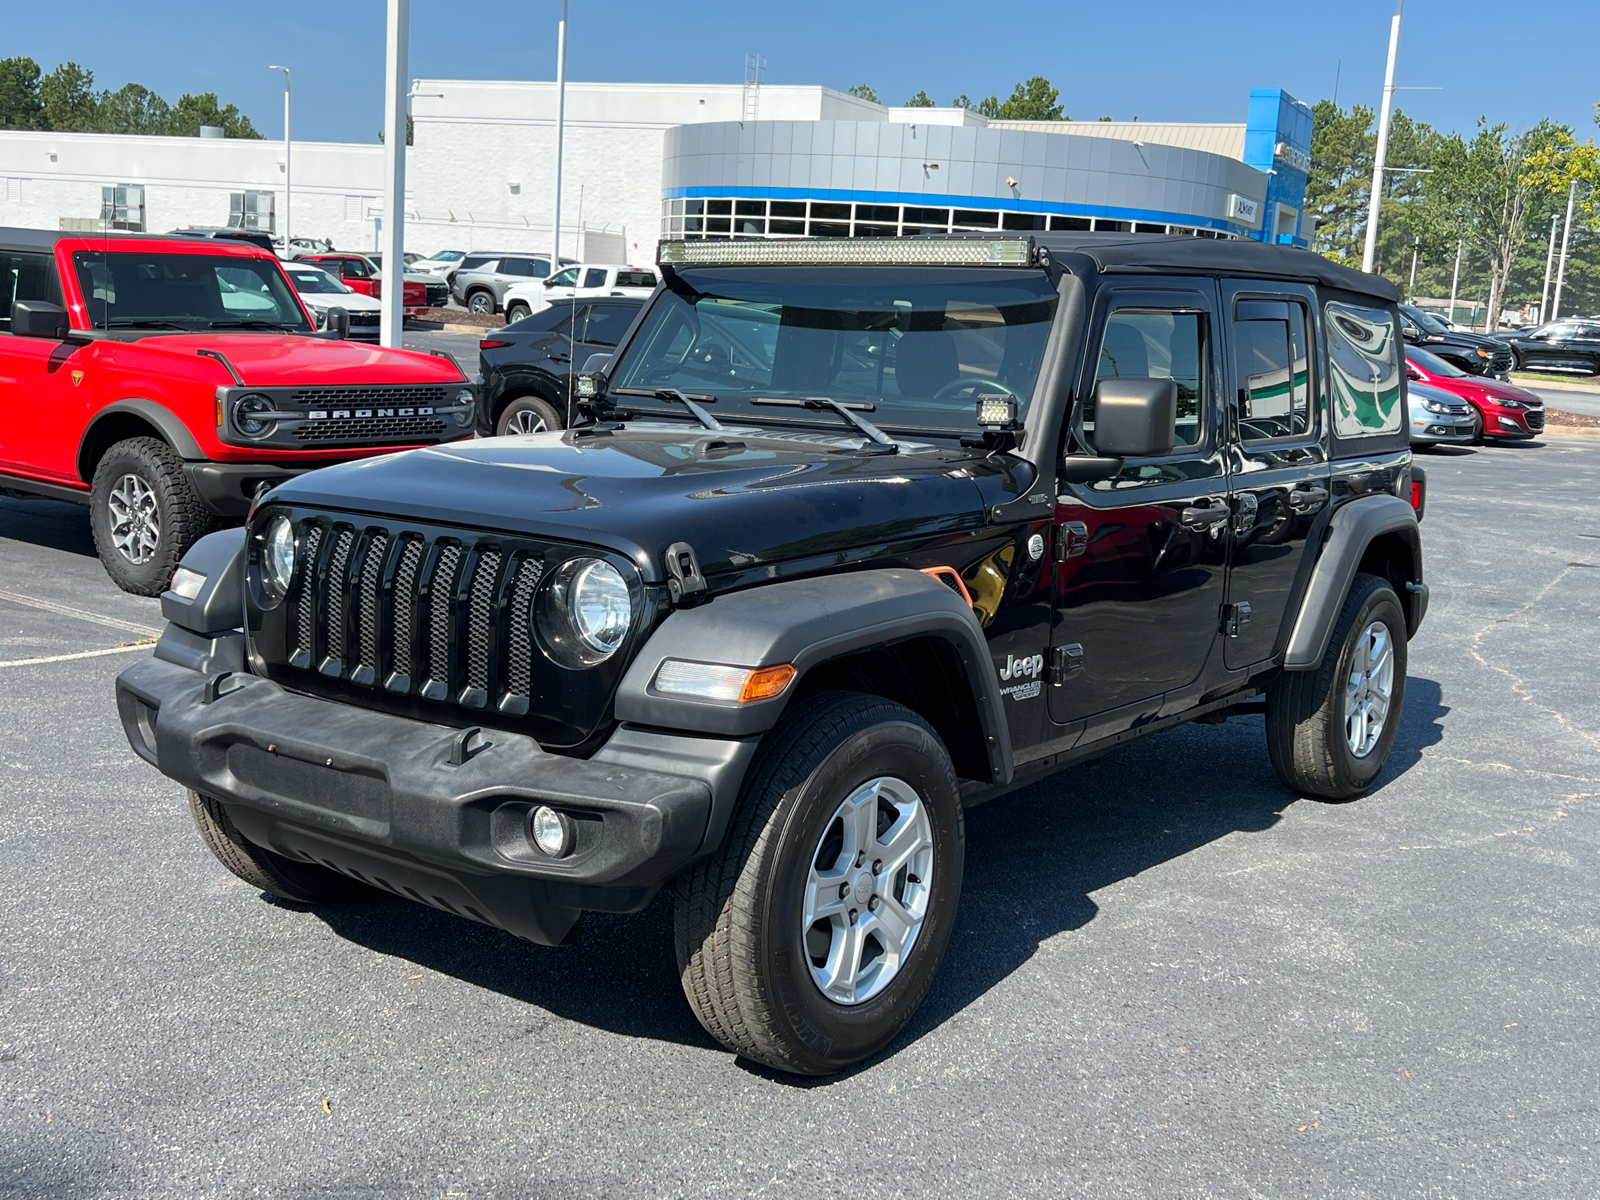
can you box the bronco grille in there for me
[291,385,450,406]
[257,512,644,746]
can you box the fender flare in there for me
[78,398,205,481]
[614,568,1013,784]
[1282,494,1422,670]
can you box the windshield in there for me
[426,251,464,263]
[1407,345,1464,377]
[73,251,313,331]
[285,266,350,295]
[608,266,1058,433]
[1402,305,1450,334]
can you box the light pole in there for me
[379,0,410,348]
[550,0,569,272]
[1552,180,1577,323]
[1539,210,1560,322]
[1407,235,1421,303]
[1448,241,1463,326]
[269,65,291,254]
[1361,0,1404,275]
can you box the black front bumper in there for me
[185,463,318,519]
[117,649,754,945]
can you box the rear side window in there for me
[0,251,64,332]
[501,258,535,277]
[582,268,608,289]
[616,270,656,289]
[584,303,637,347]
[1325,301,1402,438]
[458,255,495,272]
[1233,298,1313,442]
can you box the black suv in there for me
[476,297,646,435]
[116,234,1428,1076]
[1398,303,1512,378]
[1495,319,1600,376]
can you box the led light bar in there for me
[659,237,1035,268]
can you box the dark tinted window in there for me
[616,270,656,289]
[501,258,535,277]
[530,259,553,278]
[583,303,638,347]
[503,304,581,334]
[0,250,64,333]
[582,268,608,289]
[458,255,496,272]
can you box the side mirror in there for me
[323,306,349,340]
[11,299,70,340]
[1093,377,1176,458]
[1406,367,1422,382]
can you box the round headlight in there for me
[263,514,296,600]
[536,556,632,667]
[453,387,476,427]
[233,394,276,438]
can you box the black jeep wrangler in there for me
[115,234,1427,1075]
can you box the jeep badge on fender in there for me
[116,232,1426,1077]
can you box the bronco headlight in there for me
[233,393,276,438]
[262,514,296,601]
[536,557,632,667]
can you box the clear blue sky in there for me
[8,0,1598,145]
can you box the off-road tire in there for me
[1266,572,1408,800]
[505,301,532,324]
[186,790,366,903]
[466,289,496,315]
[89,437,216,597]
[496,395,565,436]
[674,691,964,1075]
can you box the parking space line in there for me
[0,640,156,669]
[0,588,162,638]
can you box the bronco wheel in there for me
[466,290,496,314]
[186,790,366,904]
[1266,572,1408,800]
[89,437,216,596]
[496,395,564,436]
[674,691,964,1075]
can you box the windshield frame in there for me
[72,249,315,333]
[1401,304,1451,335]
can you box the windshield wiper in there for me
[208,319,300,331]
[611,387,723,431]
[751,395,898,454]
[103,318,195,330]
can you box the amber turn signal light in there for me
[739,664,796,703]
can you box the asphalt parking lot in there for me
[4,435,1599,1199]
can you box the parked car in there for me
[273,236,335,260]
[296,253,441,312]
[451,252,577,314]
[1405,345,1545,441]
[282,262,382,342]
[168,227,275,253]
[1407,380,1476,447]
[1495,319,1600,376]
[118,233,1430,1076]
[0,227,475,593]
[411,249,467,280]
[501,263,658,323]
[477,298,644,434]
[1398,303,1512,379]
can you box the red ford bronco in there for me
[0,228,475,594]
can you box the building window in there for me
[230,190,276,233]
[101,184,145,232]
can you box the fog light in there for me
[1498,416,1519,430]
[529,805,573,857]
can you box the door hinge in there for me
[1221,601,1252,637]
[663,541,707,604]
[1053,520,1088,561]
[1050,642,1085,686]
[1232,492,1259,536]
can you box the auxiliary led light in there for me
[658,237,1035,268]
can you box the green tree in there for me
[169,92,261,138]
[0,56,44,128]
[846,83,879,103]
[994,76,1063,121]
[376,115,414,146]
[951,93,972,110]
[39,61,98,130]
[903,90,935,108]
[976,96,1001,118]
[98,83,172,135]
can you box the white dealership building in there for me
[0,79,1311,266]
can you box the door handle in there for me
[1288,486,1329,514]
[1179,499,1230,533]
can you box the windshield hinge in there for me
[664,541,707,605]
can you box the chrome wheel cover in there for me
[505,408,549,435]
[1344,619,1395,758]
[107,472,161,565]
[468,293,493,313]
[802,776,934,1006]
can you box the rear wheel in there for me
[1266,573,1407,800]
[186,790,365,903]
[496,395,564,436]
[505,301,531,324]
[89,437,216,596]
[675,692,964,1075]
[466,290,496,314]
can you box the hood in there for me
[299,291,383,313]
[1408,382,1469,409]
[130,333,467,387]
[1414,328,1501,350]
[266,423,991,583]
[1454,376,1542,405]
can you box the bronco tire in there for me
[496,395,565,436]
[89,437,216,596]
[186,790,366,904]
[1266,572,1408,800]
[674,691,964,1075]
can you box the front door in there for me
[1220,281,1330,670]
[1050,282,1229,732]
[0,248,80,483]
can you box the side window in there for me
[501,257,532,277]
[1325,301,1403,437]
[583,303,635,347]
[343,259,369,278]
[548,307,582,340]
[1233,298,1313,442]
[548,267,580,288]
[0,251,65,333]
[1084,308,1206,451]
[458,255,494,272]
[616,270,656,289]
[582,268,608,289]
[530,259,552,279]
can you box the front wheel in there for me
[675,692,964,1075]
[505,301,531,324]
[89,437,216,596]
[1266,572,1408,799]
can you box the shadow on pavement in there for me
[0,496,97,557]
[312,677,1450,1070]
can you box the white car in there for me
[501,263,657,324]
[283,263,383,342]
[412,249,467,279]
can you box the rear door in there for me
[1050,281,1229,733]
[1219,281,1330,670]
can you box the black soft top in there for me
[0,227,66,253]
[1033,233,1398,303]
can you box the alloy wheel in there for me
[801,776,934,1006]
[107,472,161,565]
[468,293,493,314]
[1344,619,1395,758]
[506,408,548,434]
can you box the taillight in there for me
[1410,481,1422,510]
[480,339,511,349]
